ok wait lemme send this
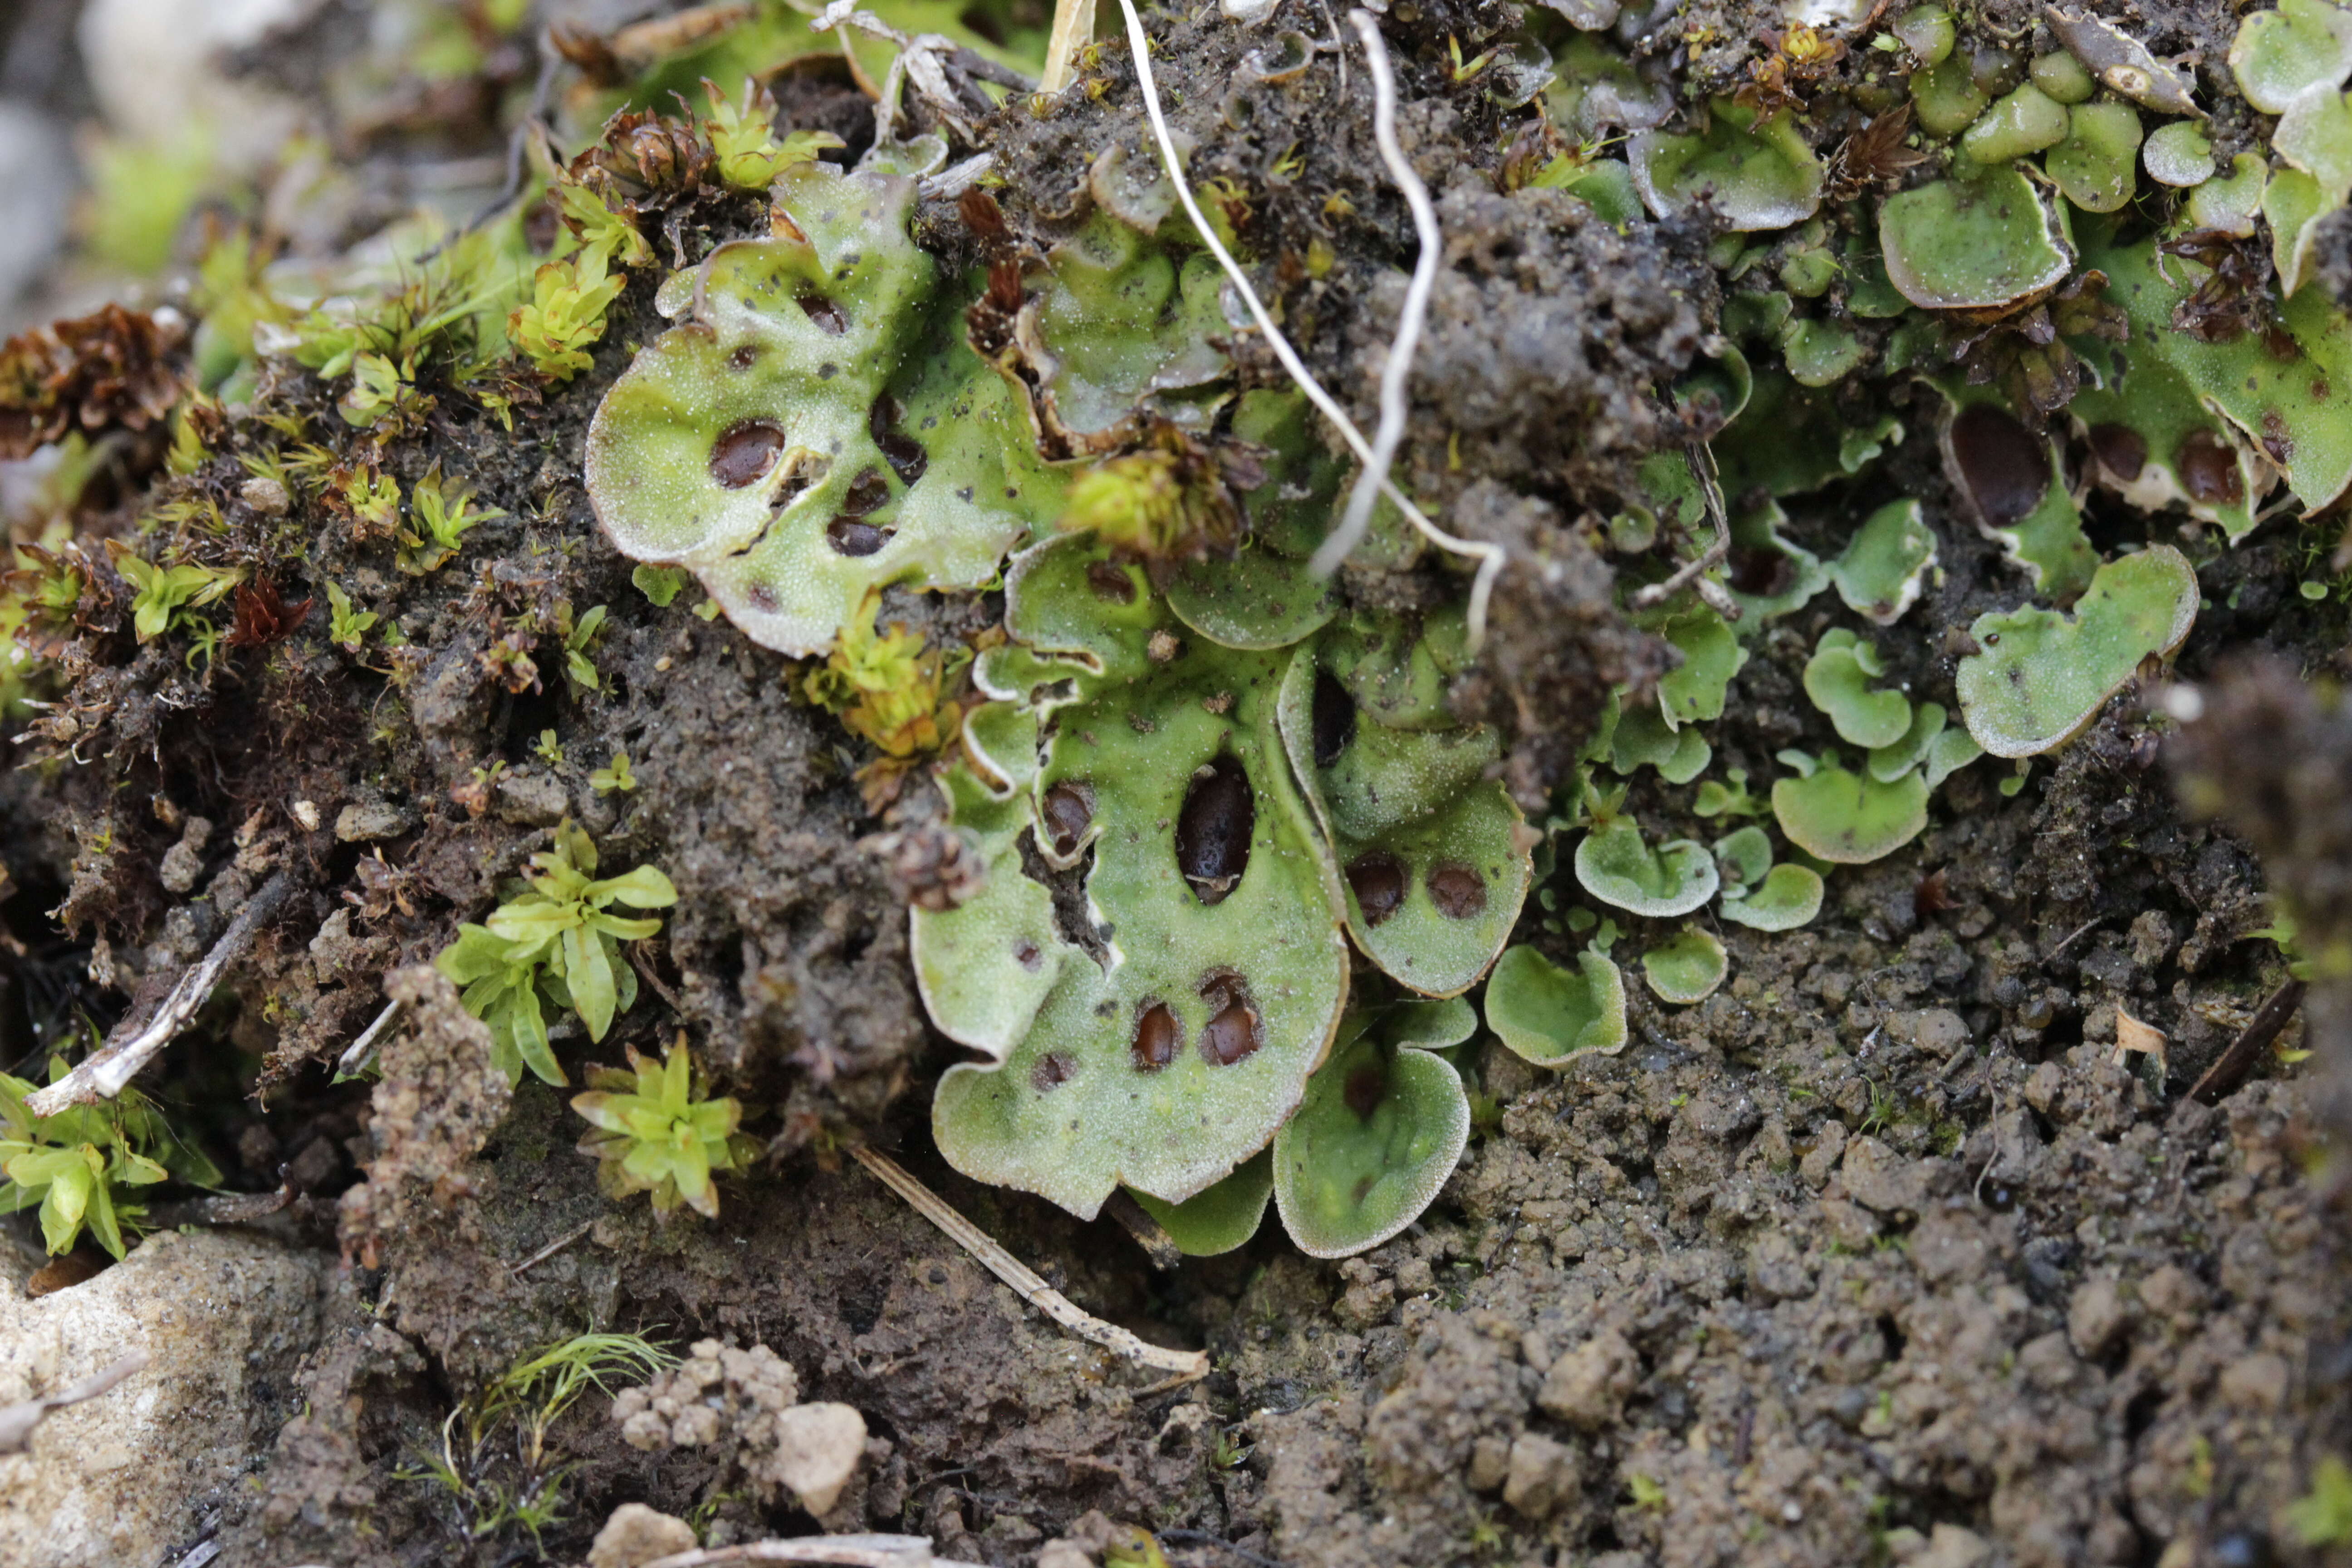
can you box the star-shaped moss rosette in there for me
[584,163,1058,656]
[1276,611,1532,998]
[918,535,1351,1220]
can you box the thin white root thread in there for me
[1308,11,1440,579]
[852,1145,1210,1380]
[1109,0,1503,649]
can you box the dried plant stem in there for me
[28,872,295,1116]
[1628,445,1741,620]
[335,997,404,1079]
[0,1351,149,1454]
[2189,978,2307,1104]
[851,1146,1210,1380]
[1041,0,1098,93]
[642,1535,988,1568]
[1108,0,1503,647]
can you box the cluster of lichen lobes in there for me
[916,533,1529,1254]
[585,163,1055,657]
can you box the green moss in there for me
[436,823,678,1086]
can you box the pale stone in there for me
[0,1230,325,1568]
[765,1401,867,1514]
[587,1502,697,1568]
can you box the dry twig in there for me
[0,1351,149,1455]
[29,872,295,1115]
[851,1146,1209,1380]
[2189,978,2307,1104]
[642,1534,988,1568]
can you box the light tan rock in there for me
[1500,1431,1578,1518]
[1535,1328,1638,1430]
[764,1401,868,1514]
[0,1229,326,1568]
[587,1501,698,1568]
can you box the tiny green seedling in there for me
[572,1039,757,1218]
[0,1063,215,1257]
[436,822,679,1085]
[399,464,507,576]
[590,750,638,794]
[324,581,379,651]
[104,542,240,642]
[556,602,607,695]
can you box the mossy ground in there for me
[1,1,2349,1566]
